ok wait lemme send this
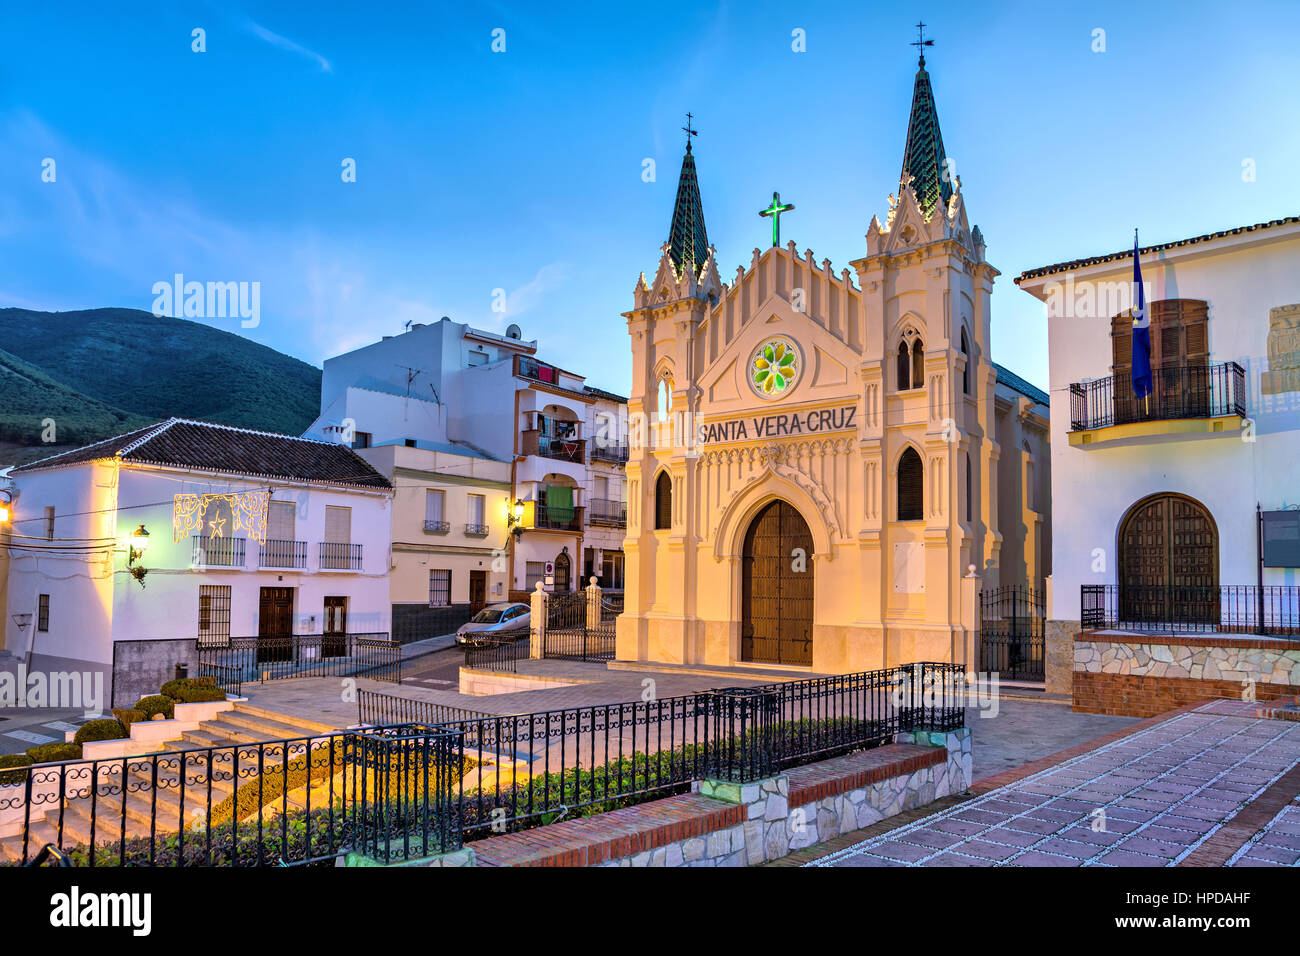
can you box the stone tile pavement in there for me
[806,702,1300,867]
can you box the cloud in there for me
[240,18,332,73]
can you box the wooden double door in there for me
[741,500,814,666]
[1118,493,1218,624]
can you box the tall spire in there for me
[666,114,710,276]
[899,28,952,219]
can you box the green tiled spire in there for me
[900,54,952,219]
[667,141,710,276]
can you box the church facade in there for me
[616,54,1050,675]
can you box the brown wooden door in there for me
[469,571,487,612]
[741,500,814,666]
[1118,494,1218,624]
[258,587,294,662]
[323,596,347,658]
[553,552,570,592]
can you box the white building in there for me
[2,419,393,707]
[309,317,628,605]
[1015,216,1300,693]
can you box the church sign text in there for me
[695,405,857,445]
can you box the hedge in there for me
[161,676,216,700]
[73,718,128,745]
[112,708,147,729]
[25,742,83,764]
[0,754,33,785]
[134,695,175,720]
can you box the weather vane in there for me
[759,191,795,247]
[682,112,697,152]
[911,22,934,64]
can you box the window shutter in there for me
[654,472,673,530]
[467,494,485,525]
[911,341,925,390]
[268,501,295,541]
[897,448,924,521]
[324,505,351,543]
[897,342,911,390]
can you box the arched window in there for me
[896,341,911,390]
[965,452,973,522]
[896,332,925,391]
[897,447,923,521]
[912,339,925,389]
[657,377,673,418]
[654,471,673,530]
[960,328,971,395]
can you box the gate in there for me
[979,586,1045,681]
[544,589,620,662]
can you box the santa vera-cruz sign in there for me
[696,405,857,446]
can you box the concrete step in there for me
[181,728,243,749]
[215,710,335,742]
[230,701,339,736]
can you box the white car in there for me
[455,603,531,646]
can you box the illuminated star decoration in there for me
[173,491,270,544]
[207,513,226,538]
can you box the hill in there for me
[0,308,322,453]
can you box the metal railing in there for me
[1081,584,1300,636]
[1068,361,1246,431]
[357,661,965,839]
[464,523,490,536]
[587,497,627,527]
[258,539,307,569]
[195,633,402,690]
[590,442,630,464]
[979,586,1046,681]
[191,535,245,568]
[319,542,363,570]
[536,436,585,464]
[423,520,450,533]
[356,689,497,726]
[530,503,583,532]
[0,724,461,867]
[463,638,525,673]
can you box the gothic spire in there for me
[899,47,952,219]
[666,119,710,276]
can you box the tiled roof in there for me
[993,363,1049,407]
[1014,216,1300,283]
[583,385,628,403]
[667,145,711,276]
[900,58,952,219]
[13,418,392,489]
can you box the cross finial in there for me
[759,191,795,248]
[682,112,697,152]
[911,22,934,66]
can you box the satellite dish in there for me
[505,324,522,340]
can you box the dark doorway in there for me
[323,596,347,658]
[741,500,814,666]
[469,570,487,612]
[1118,492,1219,624]
[257,587,294,662]
[554,550,571,592]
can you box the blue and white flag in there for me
[1131,229,1152,400]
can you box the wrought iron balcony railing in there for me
[529,503,584,532]
[1068,361,1246,431]
[590,442,630,464]
[258,539,307,569]
[423,520,450,533]
[464,522,490,536]
[319,541,363,571]
[191,535,245,568]
[587,497,627,527]
[1081,584,1300,636]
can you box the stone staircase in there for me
[0,703,341,865]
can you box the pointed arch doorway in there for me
[741,500,814,666]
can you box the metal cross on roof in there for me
[759,191,795,248]
[682,112,697,151]
[911,21,934,65]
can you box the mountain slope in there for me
[0,308,322,437]
[0,346,150,448]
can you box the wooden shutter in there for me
[654,471,673,530]
[268,501,295,541]
[324,505,351,543]
[912,341,925,391]
[897,448,923,521]
[897,341,910,390]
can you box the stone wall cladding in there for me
[470,732,972,868]
[1045,619,1079,695]
[1074,634,1300,717]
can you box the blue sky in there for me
[1,0,1297,398]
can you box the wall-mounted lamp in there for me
[506,498,526,536]
[0,490,12,525]
[128,524,150,566]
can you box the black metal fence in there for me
[1068,361,1246,431]
[357,661,965,839]
[1081,584,1300,636]
[0,724,461,867]
[195,633,402,693]
[463,638,525,673]
[979,586,1046,681]
[543,589,618,662]
[356,689,498,726]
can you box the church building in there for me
[616,52,1050,674]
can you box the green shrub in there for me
[0,754,33,785]
[73,718,127,745]
[171,685,227,704]
[161,675,216,700]
[134,695,175,720]
[25,742,83,764]
[112,708,147,728]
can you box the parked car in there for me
[455,602,531,646]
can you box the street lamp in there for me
[128,524,150,565]
[506,498,526,536]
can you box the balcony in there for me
[465,523,490,536]
[521,429,586,464]
[587,497,627,528]
[590,441,630,464]
[191,535,245,568]
[259,539,307,569]
[423,520,450,534]
[319,542,363,571]
[528,503,584,533]
[1081,584,1300,637]
[1067,362,1246,446]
